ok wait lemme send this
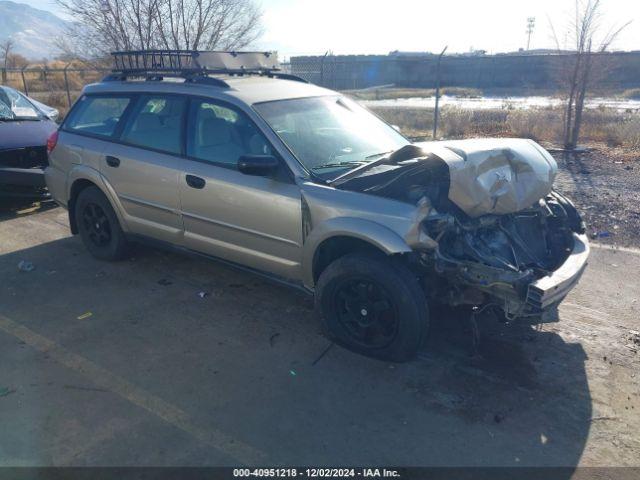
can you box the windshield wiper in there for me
[364,150,394,160]
[312,161,365,170]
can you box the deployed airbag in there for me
[416,139,557,217]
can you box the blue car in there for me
[0,85,59,198]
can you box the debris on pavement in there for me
[0,387,15,397]
[17,260,34,272]
[269,332,280,347]
[77,312,93,320]
[289,370,297,376]
[197,291,208,298]
[311,342,335,366]
[626,330,640,352]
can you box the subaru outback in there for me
[45,51,589,361]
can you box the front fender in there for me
[302,216,412,288]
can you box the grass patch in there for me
[347,87,483,101]
[371,105,640,148]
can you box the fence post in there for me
[20,66,29,96]
[432,46,448,139]
[320,51,328,87]
[64,63,72,107]
[1,68,5,83]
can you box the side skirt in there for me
[124,232,314,297]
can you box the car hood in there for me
[336,138,557,218]
[0,119,57,151]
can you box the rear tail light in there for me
[46,130,59,155]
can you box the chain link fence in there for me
[1,66,109,117]
[287,56,369,90]
[1,59,350,119]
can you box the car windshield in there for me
[0,86,42,120]
[254,95,409,177]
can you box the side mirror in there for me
[238,154,279,176]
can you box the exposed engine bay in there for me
[334,139,588,318]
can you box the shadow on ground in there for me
[0,232,591,468]
[0,198,58,222]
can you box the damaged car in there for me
[0,85,58,198]
[45,50,589,361]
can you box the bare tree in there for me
[1,38,14,82]
[550,0,630,149]
[55,0,263,60]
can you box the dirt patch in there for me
[550,143,640,248]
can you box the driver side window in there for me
[186,99,272,167]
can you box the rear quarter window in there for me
[65,95,131,138]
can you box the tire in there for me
[315,253,428,362]
[74,186,128,261]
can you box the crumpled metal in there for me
[416,138,557,217]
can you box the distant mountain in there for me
[0,0,69,60]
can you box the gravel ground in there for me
[0,207,638,468]
[548,144,640,248]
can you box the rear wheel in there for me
[316,253,428,362]
[75,186,128,260]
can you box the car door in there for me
[100,94,187,244]
[179,97,303,280]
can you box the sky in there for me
[27,0,640,59]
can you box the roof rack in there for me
[103,50,308,85]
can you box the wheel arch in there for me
[66,167,127,235]
[303,217,413,288]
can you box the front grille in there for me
[0,146,48,169]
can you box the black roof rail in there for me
[267,72,309,83]
[102,50,307,87]
[187,75,230,88]
[107,49,281,79]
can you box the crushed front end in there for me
[420,191,589,318]
[336,138,589,319]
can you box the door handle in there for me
[106,155,120,168]
[186,174,206,189]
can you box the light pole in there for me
[432,45,448,140]
[526,17,536,50]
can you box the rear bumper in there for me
[525,233,590,310]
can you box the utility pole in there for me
[526,17,536,50]
[432,45,447,140]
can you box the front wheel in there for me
[315,253,428,362]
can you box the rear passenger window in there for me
[187,99,272,166]
[120,95,186,155]
[65,96,130,137]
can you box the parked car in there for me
[45,51,589,361]
[0,85,59,198]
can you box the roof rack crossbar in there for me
[110,50,280,78]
